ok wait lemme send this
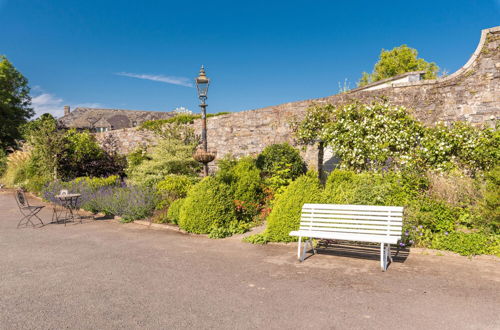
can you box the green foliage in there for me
[126,137,201,187]
[155,174,198,210]
[17,116,123,187]
[126,148,148,169]
[407,197,458,233]
[73,175,120,189]
[21,114,64,186]
[59,128,123,179]
[0,149,7,177]
[256,143,306,197]
[265,174,322,242]
[430,232,500,257]
[232,161,263,219]
[42,175,121,212]
[257,143,306,180]
[419,122,499,175]
[0,149,31,188]
[243,232,270,244]
[88,185,157,222]
[217,156,264,219]
[358,45,439,86]
[166,198,185,225]
[322,170,422,207]
[157,175,198,200]
[140,112,231,132]
[0,55,34,149]
[179,177,237,236]
[323,102,424,172]
[291,104,334,145]
[296,102,499,175]
[478,166,500,232]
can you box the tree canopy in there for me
[0,55,33,149]
[358,45,439,87]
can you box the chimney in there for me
[64,105,70,116]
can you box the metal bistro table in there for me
[52,193,82,225]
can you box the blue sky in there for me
[1,0,499,117]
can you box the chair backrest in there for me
[60,189,69,196]
[15,189,29,209]
[300,203,403,240]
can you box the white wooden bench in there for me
[289,203,403,271]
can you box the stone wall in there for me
[97,26,500,170]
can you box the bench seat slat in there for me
[301,214,402,222]
[299,222,402,231]
[298,227,401,236]
[302,210,403,217]
[290,230,400,244]
[303,203,403,212]
[300,218,402,225]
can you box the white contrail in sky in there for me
[115,72,193,87]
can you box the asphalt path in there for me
[1,191,499,329]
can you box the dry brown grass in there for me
[0,148,32,187]
[426,170,482,207]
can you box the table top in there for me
[55,194,81,199]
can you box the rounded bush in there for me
[157,174,198,200]
[256,143,306,180]
[167,198,185,225]
[265,173,321,242]
[231,157,264,205]
[178,177,236,234]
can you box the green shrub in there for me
[86,185,157,222]
[166,198,185,225]
[322,102,424,171]
[73,175,119,189]
[126,138,201,187]
[157,175,198,200]
[140,112,231,131]
[0,149,7,177]
[126,148,148,170]
[478,166,500,232]
[322,170,421,206]
[179,177,236,235]
[419,122,499,175]
[406,197,458,233]
[430,232,500,256]
[265,173,321,242]
[256,143,306,181]
[243,233,270,244]
[217,156,264,221]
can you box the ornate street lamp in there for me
[193,65,216,176]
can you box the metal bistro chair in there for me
[15,189,45,228]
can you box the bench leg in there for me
[308,238,316,255]
[380,243,387,271]
[299,238,315,262]
[297,236,302,260]
[380,243,391,271]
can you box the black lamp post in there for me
[194,65,216,176]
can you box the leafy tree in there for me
[291,104,335,181]
[22,114,65,183]
[126,137,201,187]
[358,45,439,86]
[0,55,34,149]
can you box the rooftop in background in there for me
[352,71,426,92]
[58,106,175,132]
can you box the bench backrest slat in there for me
[300,203,403,239]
